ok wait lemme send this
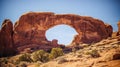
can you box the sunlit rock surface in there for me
[0,12,113,54]
[14,12,112,47]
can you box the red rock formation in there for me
[0,19,15,57]
[105,24,113,37]
[0,12,113,54]
[51,39,59,47]
[13,12,113,48]
[117,21,120,36]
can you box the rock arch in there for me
[13,12,113,48]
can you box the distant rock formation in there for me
[0,12,113,55]
[117,21,120,36]
[0,19,16,57]
[105,24,113,37]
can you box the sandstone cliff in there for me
[0,19,15,57]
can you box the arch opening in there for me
[45,24,78,45]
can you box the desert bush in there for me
[0,58,8,64]
[31,50,49,62]
[0,58,8,67]
[18,53,32,62]
[49,48,64,59]
[18,62,28,67]
[0,58,15,67]
[14,59,21,65]
[86,49,100,58]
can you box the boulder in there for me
[0,19,15,57]
[51,39,59,47]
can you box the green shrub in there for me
[1,58,8,64]
[18,53,32,62]
[50,48,64,59]
[86,49,100,58]
[14,59,20,65]
[18,62,28,67]
[0,58,8,67]
[31,50,49,62]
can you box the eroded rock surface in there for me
[13,12,113,47]
[117,21,120,36]
[0,12,113,54]
[0,19,15,57]
[105,24,113,37]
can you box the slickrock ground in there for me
[27,36,120,67]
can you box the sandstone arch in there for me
[13,12,113,48]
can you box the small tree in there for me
[31,50,49,62]
[18,53,32,62]
[91,49,100,58]
[50,48,64,59]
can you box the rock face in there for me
[117,21,120,36]
[51,39,59,47]
[13,12,113,47]
[101,48,120,61]
[105,24,113,37]
[0,12,113,54]
[0,19,15,57]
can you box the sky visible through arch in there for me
[46,24,78,45]
[0,0,120,45]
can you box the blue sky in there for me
[46,25,78,45]
[0,0,120,45]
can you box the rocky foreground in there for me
[0,35,119,67]
[29,36,120,67]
